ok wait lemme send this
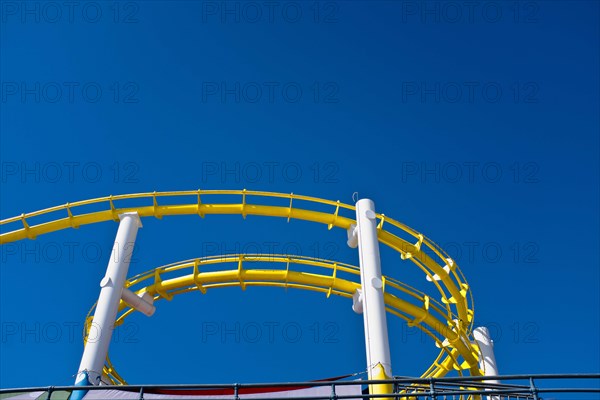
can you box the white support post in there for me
[350,199,392,394]
[473,326,499,381]
[474,326,500,400]
[75,212,142,387]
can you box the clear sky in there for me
[1,0,599,390]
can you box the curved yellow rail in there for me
[88,254,479,385]
[0,190,480,378]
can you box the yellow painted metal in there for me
[369,363,393,400]
[0,190,482,383]
[82,254,482,385]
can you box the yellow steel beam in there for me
[0,191,481,383]
[88,254,481,385]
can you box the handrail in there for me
[1,374,598,400]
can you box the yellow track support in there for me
[83,254,482,385]
[0,190,482,383]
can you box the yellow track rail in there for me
[94,254,477,385]
[0,190,481,381]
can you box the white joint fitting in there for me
[347,223,358,248]
[122,288,155,317]
[352,289,363,314]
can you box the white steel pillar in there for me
[350,199,392,395]
[473,326,499,381]
[75,212,142,386]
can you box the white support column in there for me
[473,326,499,382]
[75,212,142,386]
[352,199,393,386]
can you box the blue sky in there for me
[1,0,599,389]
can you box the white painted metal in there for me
[474,326,499,381]
[354,199,393,379]
[426,258,453,282]
[121,288,155,317]
[347,223,358,248]
[75,212,142,386]
[352,289,363,314]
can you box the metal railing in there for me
[1,374,598,400]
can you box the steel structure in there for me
[2,190,579,399]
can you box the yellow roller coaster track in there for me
[0,190,481,382]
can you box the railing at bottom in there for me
[0,374,598,400]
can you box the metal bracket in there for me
[347,223,358,248]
